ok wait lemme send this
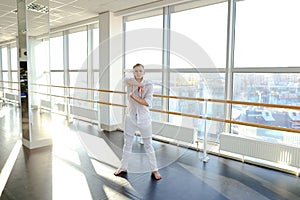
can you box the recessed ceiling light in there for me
[27,2,49,14]
[11,3,49,14]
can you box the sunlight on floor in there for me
[91,159,135,192]
[0,140,22,197]
[51,117,94,199]
[77,131,121,167]
[103,185,132,200]
[52,126,82,166]
[51,130,135,200]
[53,146,81,166]
[0,106,8,118]
[52,158,93,200]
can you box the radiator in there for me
[70,105,98,121]
[56,103,65,112]
[40,100,66,113]
[3,93,19,104]
[40,99,51,109]
[219,133,300,168]
[152,121,196,144]
[5,93,19,101]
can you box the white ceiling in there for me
[0,0,185,44]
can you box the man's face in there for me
[133,66,145,79]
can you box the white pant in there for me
[120,117,158,171]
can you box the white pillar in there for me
[98,12,124,131]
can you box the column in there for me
[17,0,52,149]
[98,12,123,131]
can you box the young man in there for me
[114,63,162,180]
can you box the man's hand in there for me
[129,85,149,106]
[138,84,145,97]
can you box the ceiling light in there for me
[27,2,49,14]
[11,3,49,14]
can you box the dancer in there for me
[114,63,162,180]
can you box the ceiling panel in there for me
[0,0,175,44]
[50,1,64,9]
[0,4,15,13]
[59,5,85,13]
[52,0,78,4]
[1,12,17,19]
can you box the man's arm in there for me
[125,78,144,88]
[125,78,145,96]
[131,83,153,107]
[130,92,149,106]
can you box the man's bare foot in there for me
[152,171,162,180]
[114,168,127,176]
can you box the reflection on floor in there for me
[0,105,300,200]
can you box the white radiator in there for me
[40,99,51,109]
[152,121,197,145]
[3,93,19,105]
[56,103,65,112]
[219,133,300,168]
[5,93,19,101]
[40,100,66,113]
[70,105,98,121]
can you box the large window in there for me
[69,28,88,107]
[10,47,18,93]
[70,71,88,107]
[169,72,225,140]
[50,35,64,107]
[125,10,163,69]
[124,3,227,138]
[34,40,50,84]
[168,2,227,139]
[171,2,227,68]
[1,47,8,93]
[50,35,63,70]
[92,26,99,70]
[235,0,300,67]
[233,73,300,145]
[92,26,100,108]
[233,0,300,146]
[0,45,18,94]
[50,72,64,105]
[1,47,8,71]
[11,72,18,94]
[10,47,17,70]
[233,73,300,105]
[2,72,8,94]
[69,29,88,70]
[125,10,164,121]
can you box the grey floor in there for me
[1,104,300,200]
